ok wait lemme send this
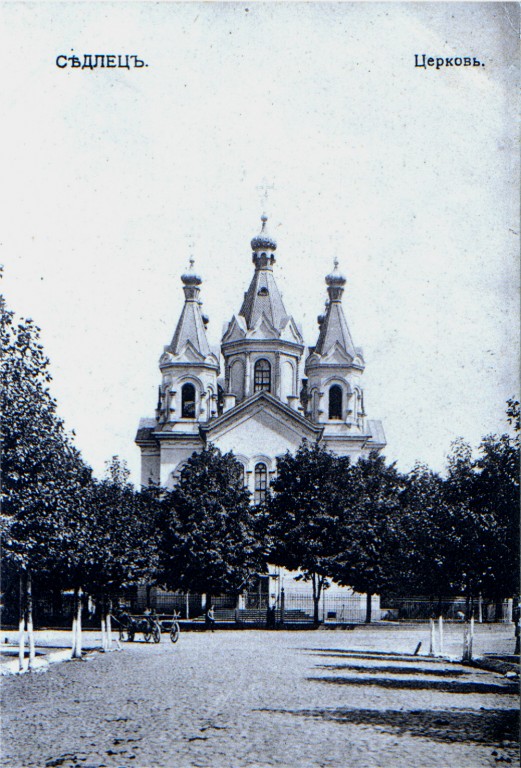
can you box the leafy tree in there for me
[1,293,92,663]
[444,427,520,612]
[266,442,353,625]
[333,453,404,622]
[396,463,465,602]
[82,457,161,647]
[158,445,265,601]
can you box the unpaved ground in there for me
[1,626,518,768]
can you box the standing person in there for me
[206,604,216,632]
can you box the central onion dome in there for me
[251,214,277,251]
[181,258,202,286]
[325,258,346,287]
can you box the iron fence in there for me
[380,597,514,623]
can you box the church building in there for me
[136,215,386,496]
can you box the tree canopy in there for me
[158,445,266,597]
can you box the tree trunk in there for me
[18,571,26,673]
[311,574,320,627]
[205,593,213,630]
[26,571,36,670]
[494,597,504,623]
[106,598,112,649]
[101,614,107,651]
[365,592,373,624]
[72,587,83,659]
[100,594,107,650]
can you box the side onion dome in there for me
[181,258,202,286]
[325,258,346,287]
[251,214,277,251]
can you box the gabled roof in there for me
[200,390,323,439]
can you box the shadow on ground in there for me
[315,663,468,676]
[308,675,518,694]
[307,650,440,662]
[257,707,520,746]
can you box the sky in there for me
[1,2,519,484]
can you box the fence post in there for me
[280,588,285,627]
[469,616,474,660]
[438,615,444,656]
[429,619,435,656]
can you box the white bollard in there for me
[107,612,112,649]
[71,615,77,658]
[101,616,107,651]
[27,615,36,671]
[18,617,25,673]
[469,616,474,660]
[438,615,444,656]
[429,619,435,655]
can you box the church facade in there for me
[136,215,386,496]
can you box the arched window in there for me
[254,463,268,504]
[181,383,196,418]
[329,384,342,420]
[254,359,271,393]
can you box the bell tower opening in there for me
[329,384,342,420]
[181,382,196,418]
[254,359,271,393]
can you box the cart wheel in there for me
[143,628,152,642]
[153,624,161,643]
[170,622,180,644]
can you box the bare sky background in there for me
[2,2,519,483]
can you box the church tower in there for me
[305,260,386,456]
[135,261,219,487]
[221,216,305,412]
[136,216,385,491]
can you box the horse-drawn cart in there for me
[114,611,180,644]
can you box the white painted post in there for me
[478,594,483,624]
[429,619,435,655]
[27,614,36,671]
[185,592,190,620]
[18,616,25,673]
[106,606,112,649]
[27,572,36,671]
[76,590,83,657]
[18,572,26,673]
[71,615,77,658]
[462,623,471,661]
[438,615,444,656]
[100,615,107,651]
[469,616,474,660]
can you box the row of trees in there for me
[2,291,519,664]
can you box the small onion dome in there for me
[181,258,202,286]
[251,214,277,251]
[325,258,346,287]
[317,313,325,326]
[202,313,209,325]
